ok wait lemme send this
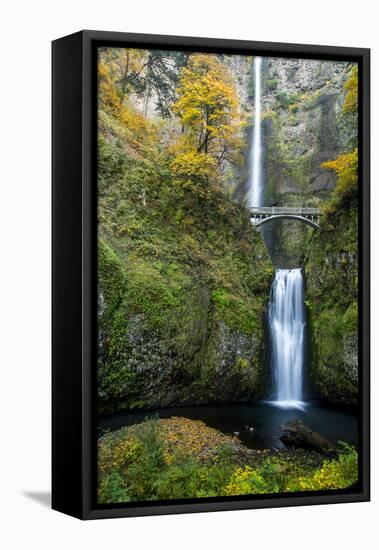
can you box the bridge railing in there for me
[249,206,322,215]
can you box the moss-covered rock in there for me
[257,59,358,268]
[97,163,273,414]
[304,203,358,406]
[97,230,272,414]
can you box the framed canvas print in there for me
[52,30,370,519]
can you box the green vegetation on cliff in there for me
[260,61,358,269]
[305,205,358,405]
[97,49,273,414]
[305,144,358,405]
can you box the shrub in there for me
[322,148,358,216]
[266,79,278,91]
[224,463,281,496]
[276,91,299,109]
[98,471,132,503]
[225,445,358,496]
[171,149,218,198]
[343,65,358,114]
[286,444,358,492]
[98,418,359,503]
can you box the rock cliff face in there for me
[261,58,356,202]
[260,59,357,267]
[305,201,358,405]
[228,56,357,268]
[304,205,358,406]
[229,58,356,196]
[97,220,273,415]
[229,55,359,405]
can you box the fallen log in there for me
[280,419,336,455]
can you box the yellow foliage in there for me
[285,447,358,492]
[170,54,242,195]
[321,148,357,177]
[173,54,239,158]
[98,61,123,117]
[288,103,299,113]
[98,59,156,150]
[224,446,358,497]
[98,436,142,475]
[321,149,358,214]
[224,466,255,495]
[343,65,358,114]
[224,465,279,496]
[171,147,218,197]
[99,48,147,95]
[120,106,151,137]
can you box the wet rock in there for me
[304,205,358,407]
[280,420,336,455]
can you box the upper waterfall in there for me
[248,56,263,207]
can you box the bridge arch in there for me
[251,214,320,229]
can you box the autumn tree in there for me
[98,48,188,118]
[98,51,163,210]
[173,54,238,157]
[171,54,241,197]
[98,47,147,98]
[124,50,189,117]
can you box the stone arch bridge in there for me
[250,206,322,229]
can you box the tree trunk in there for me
[143,71,151,117]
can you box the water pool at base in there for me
[99,400,358,451]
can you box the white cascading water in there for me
[247,59,306,408]
[248,56,263,208]
[269,269,306,408]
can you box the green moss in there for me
[98,239,126,330]
[305,199,358,405]
[342,302,358,334]
[212,288,260,335]
[265,79,278,91]
[275,91,299,110]
[96,60,275,414]
[301,90,321,111]
[282,156,314,191]
[125,260,182,330]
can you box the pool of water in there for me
[98,401,358,450]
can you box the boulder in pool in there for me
[280,419,336,455]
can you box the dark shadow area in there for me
[22,491,51,508]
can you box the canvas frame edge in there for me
[52,29,370,520]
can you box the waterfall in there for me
[247,59,306,408]
[268,269,306,408]
[248,56,263,207]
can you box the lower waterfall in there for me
[268,268,306,408]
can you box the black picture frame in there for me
[52,30,370,520]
